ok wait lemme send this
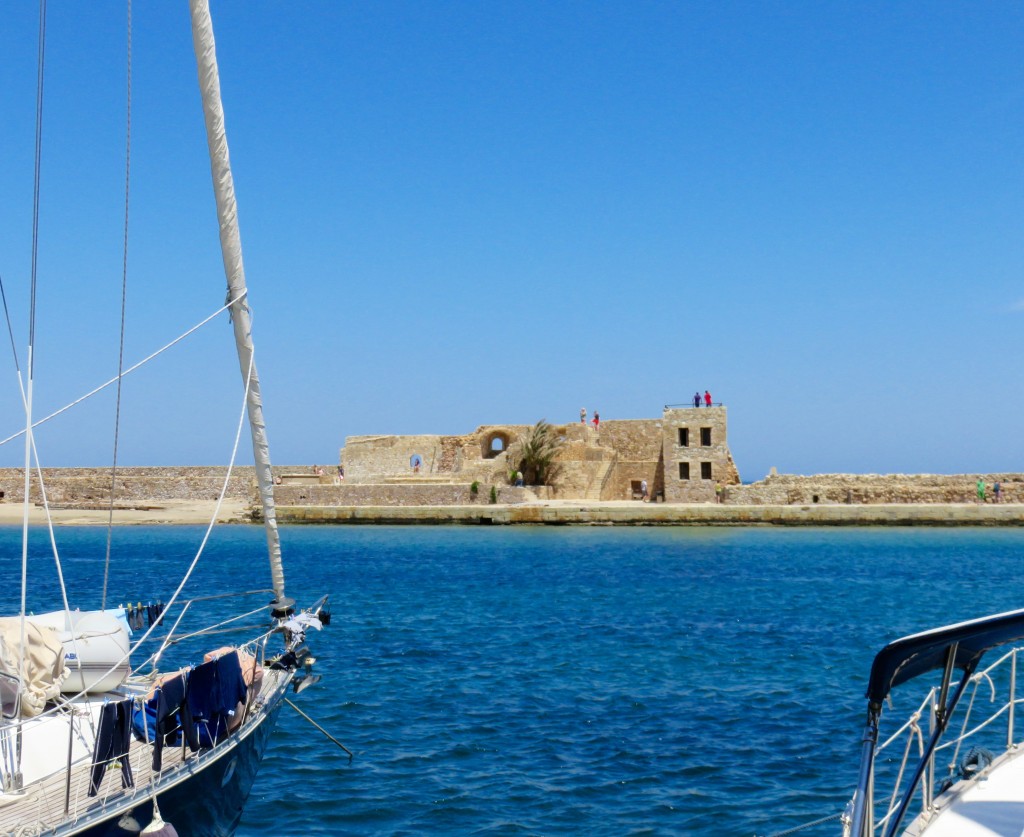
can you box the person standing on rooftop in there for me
[704,390,712,407]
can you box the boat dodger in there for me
[28,608,131,695]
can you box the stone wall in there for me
[728,473,1024,505]
[277,503,1024,526]
[341,435,448,482]
[596,419,665,500]
[1,466,1019,511]
[597,419,663,460]
[338,418,677,502]
[274,483,543,507]
[0,466,258,505]
[607,461,663,500]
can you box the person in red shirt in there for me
[704,390,712,407]
[592,411,600,430]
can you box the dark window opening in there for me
[700,427,712,446]
[700,462,712,480]
[812,494,820,504]
[678,428,689,447]
[679,462,690,480]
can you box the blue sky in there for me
[0,2,1021,479]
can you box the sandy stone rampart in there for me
[3,467,1018,514]
[273,483,539,507]
[729,473,1023,505]
[0,466,287,505]
[276,502,1024,526]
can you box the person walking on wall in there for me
[592,411,600,431]
[580,408,587,424]
[704,390,712,407]
[715,482,723,504]
[977,479,986,503]
[995,481,1002,503]
[641,479,649,502]
[693,392,701,408]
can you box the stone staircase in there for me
[584,457,616,500]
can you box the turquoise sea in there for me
[5,524,1024,835]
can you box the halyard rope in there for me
[103,0,134,611]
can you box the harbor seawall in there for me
[276,502,1024,526]
[0,468,1020,525]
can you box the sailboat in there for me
[0,1,327,834]
[841,608,1024,837]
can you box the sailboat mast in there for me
[188,0,289,612]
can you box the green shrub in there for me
[489,485,498,504]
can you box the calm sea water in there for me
[4,524,1024,836]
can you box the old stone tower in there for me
[662,406,739,502]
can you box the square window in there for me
[700,427,712,446]
[701,462,712,480]
[678,428,689,447]
[679,462,690,480]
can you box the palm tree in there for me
[508,420,564,486]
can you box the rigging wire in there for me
[0,276,22,374]
[0,291,246,449]
[8,374,99,740]
[17,0,48,775]
[28,3,46,369]
[50,339,262,701]
[103,0,133,611]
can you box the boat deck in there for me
[904,747,1024,837]
[0,668,286,835]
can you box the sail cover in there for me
[0,618,68,717]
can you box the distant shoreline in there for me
[0,498,251,527]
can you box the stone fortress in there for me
[0,401,1018,519]
[327,406,739,506]
[265,403,1020,509]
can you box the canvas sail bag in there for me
[0,618,69,717]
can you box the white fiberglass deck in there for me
[904,747,1024,837]
[0,667,286,835]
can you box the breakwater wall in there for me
[0,467,261,506]
[276,502,1024,526]
[1,468,1021,525]
[727,473,1023,505]
[277,473,1024,508]
[271,483,547,507]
